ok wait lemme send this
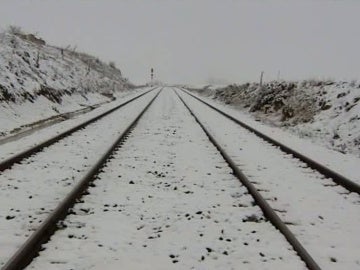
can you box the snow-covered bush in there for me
[189,80,360,157]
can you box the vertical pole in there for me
[260,71,264,87]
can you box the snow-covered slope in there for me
[188,80,360,157]
[0,29,133,136]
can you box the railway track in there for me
[175,88,360,270]
[15,88,307,269]
[0,87,157,171]
[0,89,161,269]
[1,88,358,269]
[179,88,360,194]
[175,91,320,270]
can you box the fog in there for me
[1,0,360,85]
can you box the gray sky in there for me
[1,0,360,85]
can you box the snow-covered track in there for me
[176,88,360,270]
[180,88,360,195]
[25,89,306,269]
[0,87,157,172]
[175,91,320,270]
[2,88,358,269]
[1,90,161,270]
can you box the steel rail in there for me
[180,88,360,195]
[2,89,162,270]
[175,90,322,270]
[0,87,157,172]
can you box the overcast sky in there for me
[0,0,360,85]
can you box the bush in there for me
[7,25,23,35]
[109,61,116,69]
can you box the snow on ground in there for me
[0,89,158,267]
[28,88,305,270]
[0,29,133,137]
[0,89,143,142]
[0,87,153,162]
[188,80,360,157]
[177,88,360,270]
[183,87,360,183]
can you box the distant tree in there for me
[109,61,116,69]
[349,79,357,87]
[7,25,23,35]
